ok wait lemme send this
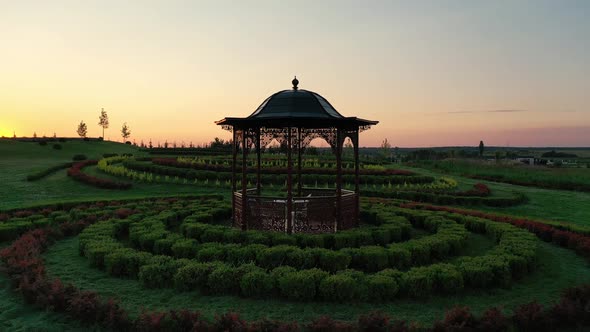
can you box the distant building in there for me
[514,156,536,165]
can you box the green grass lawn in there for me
[395,164,590,229]
[414,159,590,191]
[0,140,223,210]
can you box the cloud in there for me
[445,111,476,114]
[485,109,527,113]
[427,109,577,116]
[446,109,528,114]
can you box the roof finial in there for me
[292,76,299,90]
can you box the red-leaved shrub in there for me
[358,311,390,332]
[432,306,477,332]
[306,316,355,332]
[513,302,552,332]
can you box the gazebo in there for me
[215,77,378,234]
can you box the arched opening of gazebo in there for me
[215,77,378,234]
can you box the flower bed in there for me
[67,160,132,190]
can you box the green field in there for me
[415,159,590,192]
[0,140,220,210]
[1,139,590,331]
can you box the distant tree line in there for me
[541,150,578,158]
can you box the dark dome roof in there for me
[248,89,344,120]
[215,78,378,129]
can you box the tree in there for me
[306,146,318,156]
[98,108,109,139]
[77,121,88,138]
[148,139,153,149]
[380,138,392,161]
[121,122,131,141]
[478,140,485,157]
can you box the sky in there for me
[1,0,589,147]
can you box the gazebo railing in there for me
[233,188,356,234]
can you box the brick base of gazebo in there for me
[233,188,357,234]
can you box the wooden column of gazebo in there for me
[216,77,378,234]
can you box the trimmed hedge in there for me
[67,160,132,190]
[76,201,539,302]
[1,223,589,330]
[26,162,73,181]
[123,159,435,187]
[362,188,528,207]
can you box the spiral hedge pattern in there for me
[3,195,590,331]
[72,196,539,303]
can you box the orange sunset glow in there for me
[1,1,589,147]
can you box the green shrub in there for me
[235,263,264,277]
[425,237,451,260]
[431,264,464,294]
[319,274,361,302]
[297,234,325,248]
[240,271,274,298]
[207,265,238,294]
[271,233,298,246]
[376,268,404,280]
[285,247,307,269]
[173,262,216,291]
[405,242,431,265]
[355,231,375,246]
[388,247,411,269]
[506,254,529,279]
[487,256,512,287]
[200,227,225,243]
[226,244,266,265]
[244,231,271,245]
[256,245,294,268]
[182,223,208,239]
[403,267,434,298]
[367,275,399,301]
[139,256,184,288]
[153,238,175,255]
[270,266,297,284]
[171,239,197,258]
[371,229,391,246]
[278,269,327,301]
[196,243,225,262]
[84,241,122,268]
[138,231,164,251]
[318,249,351,272]
[222,228,243,243]
[357,246,389,272]
[334,233,357,249]
[383,225,403,242]
[0,222,28,241]
[457,257,494,288]
[104,248,152,278]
